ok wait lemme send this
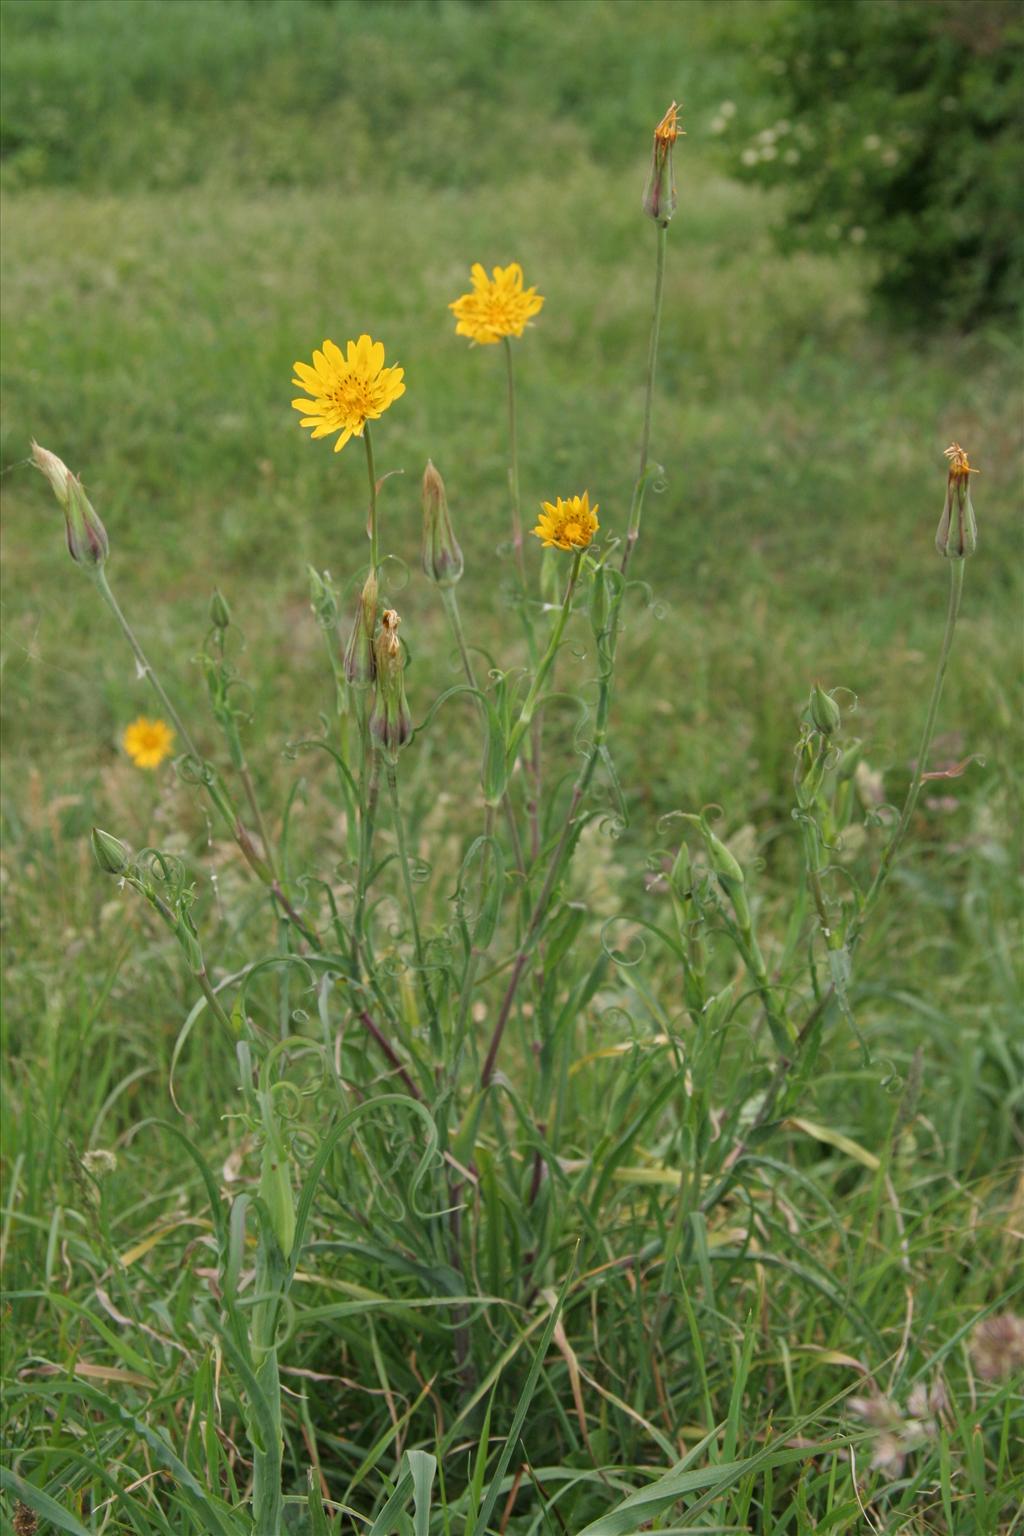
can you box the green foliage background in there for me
[1,1,1022,1530]
[731,0,1024,325]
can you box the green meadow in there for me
[1,1,1021,1531]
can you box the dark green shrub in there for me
[729,0,1023,326]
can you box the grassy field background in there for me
[1,1,1022,1531]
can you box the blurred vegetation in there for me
[730,0,1024,325]
[1,0,774,191]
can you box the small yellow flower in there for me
[449,263,544,346]
[122,716,174,770]
[292,335,405,453]
[532,493,600,552]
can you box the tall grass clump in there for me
[5,100,1015,1536]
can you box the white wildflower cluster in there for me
[709,99,736,135]
[862,132,900,169]
[740,117,803,169]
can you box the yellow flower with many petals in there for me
[292,335,405,453]
[532,493,599,552]
[449,263,544,346]
[122,716,174,769]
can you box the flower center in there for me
[333,378,375,420]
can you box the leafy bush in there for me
[729,0,1024,326]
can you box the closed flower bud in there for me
[31,441,70,504]
[421,460,464,587]
[32,441,108,568]
[809,683,841,736]
[91,826,130,875]
[642,102,682,226]
[669,838,691,899]
[935,443,978,559]
[209,588,231,630]
[343,570,377,688]
[369,608,412,756]
[704,827,744,888]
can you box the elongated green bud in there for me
[681,812,750,925]
[32,442,108,568]
[369,608,412,756]
[91,826,130,875]
[704,827,744,888]
[669,838,691,899]
[421,460,464,587]
[809,683,841,736]
[209,588,231,630]
[343,570,377,688]
[935,443,978,559]
[642,102,681,226]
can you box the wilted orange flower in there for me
[532,493,599,552]
[449,263,544,346]
[292,335,405,453]
[944,442,977,480]
[643,101,683,225]
[654,101,682,147]
[122,716,174,769]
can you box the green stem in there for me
[386,761,439,1049]
[440,585,527,882]
[143,887,234,1033]
[353,742,380,974]
[195,966,234,1034]
[503,337,525,583]
[453,804,497,1065]
[507,549,582,763]
[440,586,479,690]
[238,762,279,883]
[364,423,379,575]
[853,559,965,943]
[481,220,670,1085]
[621,222,667,576]
[251,1356,283,1536]
[93,568,201,759]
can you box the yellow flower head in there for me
[532,493,600,552]
[122,716,174,770]
[944,442,977,480]
[292,335,405,453]
[449,263,544,346]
